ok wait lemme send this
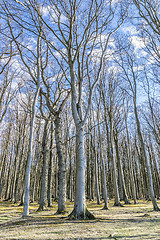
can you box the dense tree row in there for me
[0,0,160,219]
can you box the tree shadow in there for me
[0,214,160,228]
[0,234,153,240]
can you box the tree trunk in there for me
[97,110,108,209]
[111,128,121,206]
[14,123,27,203]
[54,156,58,201]
[125,114,137,204]
[23,87,40,216]
[114,133,130,204]
[134,98,159,211]
[0,125,11,199]
[4,149,13,200]
[86,135,91,199]
[69,125,94,219]
[54,113,66,214]
[37,118,49,211]
[101,154,108,210]
[95,152,101,205]
[68,141,73,202]
[47,121,53,207]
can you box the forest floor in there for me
[0,199,160,240]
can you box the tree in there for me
[28,0,127,219]
[133,0,160,36]
[114,39,160,211]
[37,116,50,211]
[2,0,128,218]
[0,35,16,123]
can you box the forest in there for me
[0,0,160,239]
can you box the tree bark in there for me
[54,113,66,214]
[134,98,159,211]
[47,121,53,207]
[114,133,130,204]
[37,118,49,211]
[69,125,94,219]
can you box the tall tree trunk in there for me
[47,121,53,207]
[68,140,73,202]
[114,132,130,204]
[0,125,11,199]
[31,152,39,203]
[95,152,101,205]
[14,117,27,203]
[86,133,91,200]
[37,118,49,211]
[125,114,137,204]
[111,132,121,206]
[54,156,58,201]
[135,139,148,199]
[69,125,94,219]
[19,145,28,206]
[23,32,41,217]
[134,98,159,211]
[4,148,13,200]
[10,126,22,202]
[54,113,66,214]
[90,132,95,200]
[97,106,108,209]
[149,139,160,199]
[101,152,108,210]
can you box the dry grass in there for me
[0,199,160,240]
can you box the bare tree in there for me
[2,0,128,219]
[114,40,160,211]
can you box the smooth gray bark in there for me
[47,121,53,207]
[97,106,108,209]
[37,118,49,211]
[14,116,27,203]
[54,114,66,213]
[4,147,13,200]
[114,133,130,204]
[23,69,40,217]
[23,85,40,216]
[69,125,94,219]
[125,114,137,204]
[111,131,121,206]
[95,152,101,205]
[134,98,159,211]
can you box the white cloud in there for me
[130,36,145,51]
[122,25,138,35]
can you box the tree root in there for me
[36,205,47,212]
[102,204,109,210]
[55,209,67,215]
[153,206,160,211]
[68,207,95,220]
[114,202,124,207]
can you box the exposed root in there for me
[68,208,95,220]
[55,209,67,215]
[153,206,160,211]
[114,202,124,207]
[36,205,47,212]
[102,203,109,210]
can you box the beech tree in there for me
[2,0,160,220]
[114,39,160,211]
[22,0,127,219]
[0,36,15,123]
